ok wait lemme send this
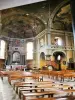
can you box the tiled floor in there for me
[0,75,75,100]
[0,77,20,100]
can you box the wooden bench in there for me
[14,81,54,90]
[15,83,55,93]
[14,81,54,89]
[19,87,56,99]
[30,95,75,100]
[64,89,75,95]
[15,82,72,94]
[22,91,57,100]
[31,98,55,100]
[39,70,75,82]
[30,97,62,100]
[17,84,72,99]
[8,71,43,84]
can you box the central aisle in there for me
[0,77,20,100]
[0,73,75,100]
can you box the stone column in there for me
[65,34,68,46]
[47,19,51,46]
[45,34,47,46]
[70,0,75,62]
[37,39,40,68]
[0,11,2,35]
[7,53,12,65]
[21,55,25,65]
[65,34,68,63]
[47,31,51,55]
[47,0,51,46]
[47,33,51,46]
[33,39,36,67]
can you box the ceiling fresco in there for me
[2,13,45,38]
[53,3,72,32]
[1,0,72,39]
[1,1,48,38]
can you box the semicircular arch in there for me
[50,0,70,27]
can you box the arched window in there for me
[27,42,33,60]
[0,40,6,59]
[54,37,63,46]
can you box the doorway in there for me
[40,52,46,68]
[12,51,20,65]
[53,51,66,70]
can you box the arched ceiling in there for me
[2,12,45,38]
[53,3,72,32]
[1,1,48,38]
[1,9,45,38]
[0,0,72,39]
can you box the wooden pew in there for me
[17,84,72,99]
[0,70,24,83]
[31,98,55,100]
[64,89,75,95]
[39,70,75,82]
[59,72,75,82]
[22,89,68,100]
[8,71,43,84]
[14,81,54,88]
[14,81,54,90]
[30,95,75,100]
[22,91,57,100]
[22,89,75,100]
[15,83,55,93]
[19,87,54,99]
[15,81,72,94]
[30,97,63,100]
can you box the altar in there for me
[6,65,26,70]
